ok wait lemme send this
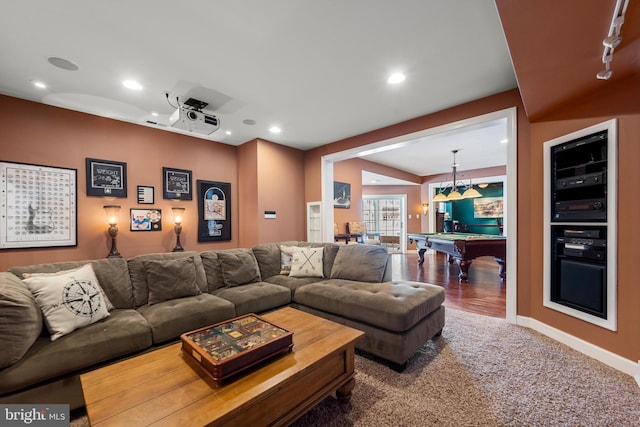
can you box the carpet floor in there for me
[72,308,640,426]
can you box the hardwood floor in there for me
[391,251,506,318]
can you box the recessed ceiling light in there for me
[387,73,406,84]
[500,138,508,144]
[47,57,79,71]
[225,130,232,135]
[32,81,47,89]
[123,80,143,91]
[269,126,281,134]
[151,111,159,116]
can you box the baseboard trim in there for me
[516,315,639,386]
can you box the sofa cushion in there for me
[0,309,151,396]
[0,273,43,369]
[9,257,134,309]
[136,294,235,344]
[294,280,445,332]
[213,282,290,316]
[143,257,201,305]
[128,251,207,307]
[289,246,324,278]
[263,275,322,296]
[330,244,388,282]
[217,249,262,287]
[200,251,225,292]
[22,264,110,341]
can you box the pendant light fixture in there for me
[432,149,482,202]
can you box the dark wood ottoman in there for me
[293,279,445,370]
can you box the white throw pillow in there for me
[22,264,110,341]
[22,265,115,311]
[289,246,324,278]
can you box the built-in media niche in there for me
[543,119,617,331]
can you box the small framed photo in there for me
[130,208,162,231]
[137,185,154,204]
[86,158,127,197]
[163,167,192,200]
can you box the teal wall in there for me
[441,184,503,235]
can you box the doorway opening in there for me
[320,107,518,323]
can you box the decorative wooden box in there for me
[180,313,293,384]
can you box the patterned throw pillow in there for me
[22,264,110,341]
[279,245,297,275]
[22,265,115,311]
[289,246,324,278]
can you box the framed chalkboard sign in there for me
[163,167,192,200]
[86,158,127,197]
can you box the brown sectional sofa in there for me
[0,242,444,410]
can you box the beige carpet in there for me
[72,308,640,426]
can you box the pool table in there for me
[408,232,506,282]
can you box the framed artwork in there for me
[163,167,192,200]
[333,181,351,209]
[196,180,231,242]
[0,161,77,249]
[137,185,154,204]
[86,158,127,197]
[474,197,504,218]
[130,208,162,231]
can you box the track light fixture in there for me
[596,0,628,80]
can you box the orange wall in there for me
[237,140,259,248]
[332,158,421,235]
[0,95,242,270]
[255,139,306,244]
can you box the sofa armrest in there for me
[382,255,393,282]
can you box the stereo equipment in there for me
[555,171,605,190]
[554,198,605,220]
[563,228,601,238]
[555,236,606,261]
[558,259,606,318]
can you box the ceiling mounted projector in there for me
[169,106,220,135]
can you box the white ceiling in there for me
[360,117,508,185]
[0,0,516,174]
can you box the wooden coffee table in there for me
[80,307,364,426]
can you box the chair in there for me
[334,223,350,244]
[345,221,364,243]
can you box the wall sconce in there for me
[171,207,185,252]
[103,205,122,258]
[422,203,429,215]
